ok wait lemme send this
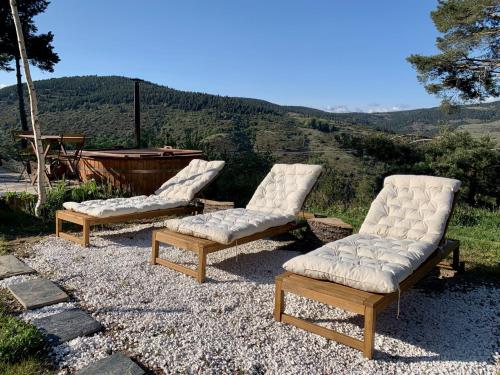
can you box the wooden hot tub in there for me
[77,147,204,195]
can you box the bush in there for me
[0,180,130,221]
[0,311,45,363]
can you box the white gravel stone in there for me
[13,224,500,374]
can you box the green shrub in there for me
[2,192,36,216]
[0,311,45,363]
[42,181,68,220]
[0,180,130,222]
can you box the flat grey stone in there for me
[0,255,35,279]
[76,353,145,375]
[7,278,68,310]
[32,309,103,345]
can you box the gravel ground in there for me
[2,222,498,374]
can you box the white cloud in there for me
[323,105,350,113]
[0,84,8,89]
[323,103,412,113]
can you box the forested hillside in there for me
[0,76,498,207]
[1,76,499,150]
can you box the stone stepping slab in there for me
[7,278,69,310]
[0,255,35,280]
[32,309,103,346]
[76,352,145,375]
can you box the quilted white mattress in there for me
[63,159,224,218]
[165,208,295,244]
[155,159,225,201]
[359,175,461,246]
[283,174,461,293]
[246,163,322,216]
[283,233,437,293]
[63,195,187,218]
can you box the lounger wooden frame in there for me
[274,239,460,359]
[56,205,201,247]
[151,219,310,283]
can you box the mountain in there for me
[1,75,498,208]
[1,75,499,160]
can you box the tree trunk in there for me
[9,0,46,216]
[15,55,29,136]
[467,169,477,206]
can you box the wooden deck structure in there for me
[274,239,461,359]
[56,205,201,247]
[151,220,308,283]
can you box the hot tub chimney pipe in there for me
[132,78,141,148]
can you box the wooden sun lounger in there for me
[56,205,201,247]
[151,218,312,283]
[274,239,461,359]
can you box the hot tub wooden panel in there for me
[78,148,204,195]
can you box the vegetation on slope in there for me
[0,76,499,157]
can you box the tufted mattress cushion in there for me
[359,175,461,246]
[63,195,187,218]
[283,175,461,293]
[154,159,225,201]
[63,159,224,218]
[246,164,322,216]
[282,233,438,293]
[165,208,295,244]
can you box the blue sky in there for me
[0,1,442,112]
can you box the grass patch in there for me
[0,310,45,363]
[0,356,53,375]
[0,308,53,374]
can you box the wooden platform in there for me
[274,239,461,359]
[56,205,201,247]
[152,221,303,283]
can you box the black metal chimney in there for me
[132,78,141,148]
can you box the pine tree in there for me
[0,0,59,133]
[407,0,499,103]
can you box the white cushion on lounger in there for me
[283,233,437,293]
[283,175,461,293]
[63,195,187,218]
[246,164,323,216]
[155,159,225,201]
[359,175,461,246]
[165,208,294,244]
[63,159,224,218]
[165,163,322,243]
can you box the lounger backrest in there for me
[246,163,323,216]
[155,159,225,201]
[359,175,461,246]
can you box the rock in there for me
[304,217,353,245]
[0,255,35,279]
[7,278,69,310]
[32,309,103,345]
[76,353,144,375]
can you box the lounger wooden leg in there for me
[363,306,376,359]
[82,222,90,247]
[151,233,159,265]
[452,246,462,272]
[274,277,285,321]
[197,249,207,283]
[56,214,62,237]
